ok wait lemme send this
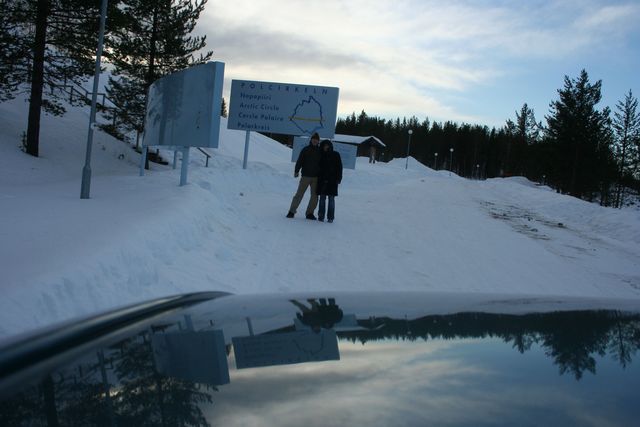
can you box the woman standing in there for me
[317,139,343,223]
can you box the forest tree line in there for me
[336,71,640,207]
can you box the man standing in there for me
[287,132,321,220]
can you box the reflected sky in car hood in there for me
[1,292,639,426]
[208,335,638,426]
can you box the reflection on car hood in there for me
[1,291,639,426]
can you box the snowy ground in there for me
[1,95,639,338]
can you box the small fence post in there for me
[180,147,190,186]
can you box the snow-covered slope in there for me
[1,95,639,338]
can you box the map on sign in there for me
[228,80,339,138]
[290,96,324,135]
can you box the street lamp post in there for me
[434,152,438,170]
[405,129,413,170]
[449,147,454,176]
[80,0,108,199]
[476,164,480,180]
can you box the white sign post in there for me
[242,131,250,169]
[292,136,357,170]
[232,329,340,369]
[151,330,230,386]
[228,80,339,168]
[141,61,225,185]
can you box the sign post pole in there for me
[243,130,250,169]
[139,147,147,176]
[405,129,413,170]
[80,0,108,199]
[180,147,190,186]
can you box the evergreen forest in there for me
[336,73,640,207]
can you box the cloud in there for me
[573,3,640,36]
[205,22,368,71]
[205,338,628,426]
[198,0,640,124]
[211,339,493,426]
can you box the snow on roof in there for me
[332,134,386,147]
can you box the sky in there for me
[198,0,640,128]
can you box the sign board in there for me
[143,61,225,148]
[228,80,339,138]
[151,330,230,386]
[232,330,340,369]
[292,136,357,170]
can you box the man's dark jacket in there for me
[295,143,321,177]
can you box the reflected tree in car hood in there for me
[340,311,640,380]
[110,329,215,426]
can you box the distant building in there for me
[331,134,386,163]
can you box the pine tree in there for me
[503,118,516,175]
[515,103,542,145]
[356,110,367,133]
[105,0,213,135]
[0,0,30,102]
[612,90,640,207]
[8,0,108,157]
[545,70,614,199]
[504,103,542,176]
[220,97,227,118]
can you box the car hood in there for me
[1,291,639,426]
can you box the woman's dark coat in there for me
[317,141,343,196]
